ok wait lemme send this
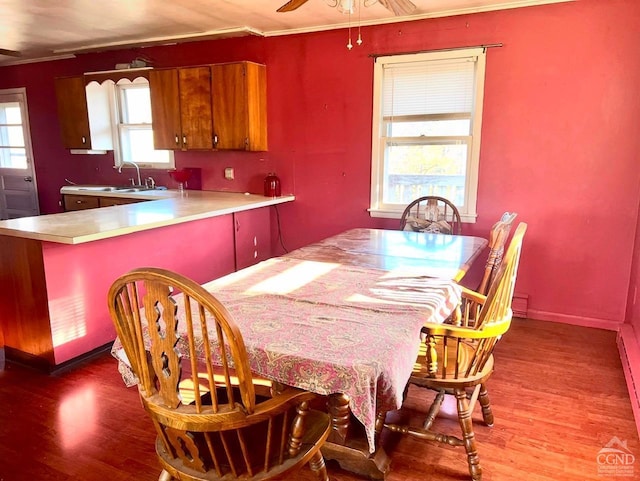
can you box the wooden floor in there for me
[0,318,638,480]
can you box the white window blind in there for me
[370,48,487,222]
[382,57,476,118]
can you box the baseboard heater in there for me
[617,328,640,435]
[512,292,529,318]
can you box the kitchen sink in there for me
[76,186,119,191]
[111,186,167,192]
[66,185,167,193]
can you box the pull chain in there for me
[357,0,363,46]
[347,6,353,49]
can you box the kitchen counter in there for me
[0,189,293,369]
[60,184,178,200]
[0,190,295,244]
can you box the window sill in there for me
[368,208,477,224]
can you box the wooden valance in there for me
[84,67,152,85]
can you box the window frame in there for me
[111,78,174,170]
[369,48,487,223]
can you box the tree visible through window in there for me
[369,48,487,222]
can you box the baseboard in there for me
[617,326,640,438]
[5,346,54,372]
[5,342,114,374]
[527,309,622,331]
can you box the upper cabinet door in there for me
[178,67,214,150]
[212,62,267,152]
[149,69,181,150]
[54,77,114,151]
[55,77,92,149]
[150,67,213,150]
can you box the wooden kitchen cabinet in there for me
[149,62,268,152]
[63,194,100,211]
[63,194,143,211]
[149,67,214,150]
[212,61,268,151]
[54,76,113,151]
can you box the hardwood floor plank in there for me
[0,318,637,480]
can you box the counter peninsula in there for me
[0,190,294,370]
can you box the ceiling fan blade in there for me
[378,0,417,16]
[277,0,310,12]
[0,48,22,57]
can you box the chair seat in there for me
[156,409,331,481]
[410,339,495,390]
[179,369,274,405]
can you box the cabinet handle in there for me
[81,136,86,144]
[175,134,179,146]
[76,200,83,204]
[213,134,218,147]
[182,135,187,146]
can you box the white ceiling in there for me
[0,0,571,66]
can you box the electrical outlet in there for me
[224,167,234,180]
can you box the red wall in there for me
[43,215,235,365]
[2,0,640,327]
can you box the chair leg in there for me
[423,389,445,430]
[308,451,329,481]
[375,410,387,445]
[454,388,482,481]
[478,383,494,427]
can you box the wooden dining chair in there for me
[108,267,331,481]
[400,196,462,235]
[477,212,518,295]
[460,212,518,327]
[385,223,527,481]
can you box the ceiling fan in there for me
[0,48,22,58]
[277,0,417,16]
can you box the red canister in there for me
[264,173,281,197]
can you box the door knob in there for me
[24,176,33,182]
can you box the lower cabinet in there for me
[63,195,99,211]
[63,194,143,211]
[233,208,273,270]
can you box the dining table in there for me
[112,228,488,479]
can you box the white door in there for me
[0,88,39,219]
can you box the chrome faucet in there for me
[117,161,141,187]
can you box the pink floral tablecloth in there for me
[112,256,460,452]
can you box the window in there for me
[112,78,173,169]
[0,100,27,169]
[369,48,487,222]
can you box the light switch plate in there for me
[224,167,234,180]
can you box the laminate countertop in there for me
[0,190,295,245]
